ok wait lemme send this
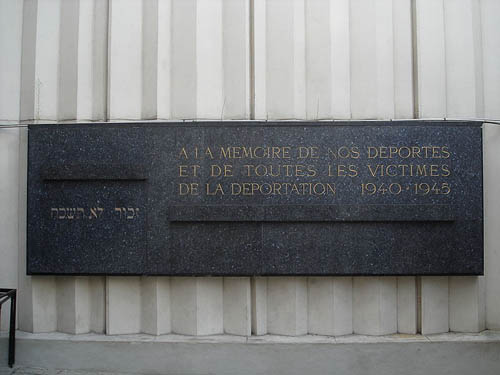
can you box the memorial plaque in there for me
[27,121,483,275]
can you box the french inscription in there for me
[176,145,452,198]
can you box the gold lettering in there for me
[295,164,306,177]
[220,147,230,159]
[432,146,440,158]
[205,147,214,159]
[399,147,411,158]
[192,165,200,177]
[348,165,358,177]
[412,146,421,158]
[442,146,450,159]
[416,165,427,176]
[337,164,347,177]
[441,164,451,176]
[338,146,350,159]
[298,147,309,159]
[351,146,360,159]
[310,147,319,158]
[367,147,378,159]
[206,183,225,195]
[211,164,221,177]
[307,165,317,177]
[231,183,242,195]
[389,146,398,159]
[367,164,381,177]
[283,147,291,159]
[179,183,199,195]
[179,165,187,177]
[430,164,439,176]
[273,182,282,195]
[179,147,188,159]
[327,148,337,159]
[386,165,397,177]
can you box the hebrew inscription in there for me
[49,207,140,220]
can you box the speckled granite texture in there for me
[27,121,483,275]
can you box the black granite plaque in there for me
[27,121,483,275]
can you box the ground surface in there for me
[1,331,500,375]
[1,368,130,375]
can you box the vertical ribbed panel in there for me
[108,0,159,119]
[17,128,30,332]
[443,0,483,118]
[31,276,57,333]
[223,0,250,118]
[421,276,449,335]
[350,0,394,119]
[308,277,352,336]
[415,0,447,118]
[480,1,500,119]
[18,145,57,340]
[76,0,96,120]
[19,0,37,121]
[267,277,307,336]
[255,0,412,119]
[449,276,485,333]
[251,277,267,335]
[6,0,496,123]
[170,277,197,335]
[196,0,224,118]
[76,0,108,121]
[55,276,106,334]
[305,0,331,119]
[416,0,486,118]
[89,276,106,333]
[484,123,500,329]
[0,0,23,120]
[393,0,414,118]
[11,0,250,120]
[253,0,267,119]
[353,277,397,335]
[256,0,298,119]
[56,277,90,334]
[170,0,250,119]
[141,277,171,335]
[414,0,488,332]
[142,0,158,119]
[34,0,62,120]
[106,277,141,335]
[223,277,251,336]
[57,0,79,120]
[0,128,20,330]
[108,0,146,119]
[292,0,306,120]
[397,277,417,334]
[330,0,351,119]
[171,0,197,118]
[157,0,172,119]
[171,277,223,336]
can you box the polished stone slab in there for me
[27,121,483,275]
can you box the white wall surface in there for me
[1,0,499,336]
[0,128,20,331]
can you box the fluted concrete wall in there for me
[1,0,500,336]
